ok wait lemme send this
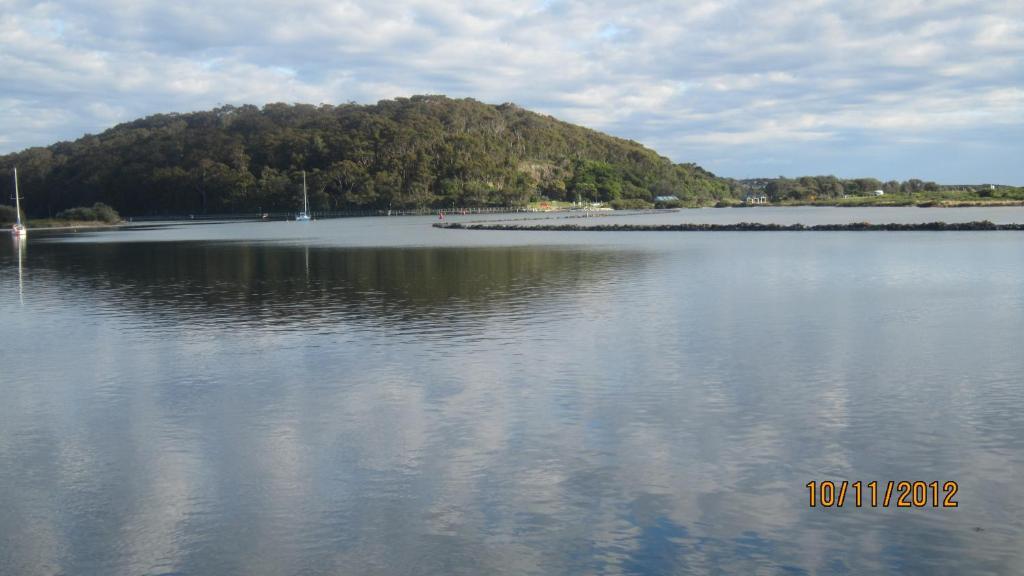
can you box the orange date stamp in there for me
[806,480,958,508]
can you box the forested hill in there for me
[1,95,731,217]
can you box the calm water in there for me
[511,205,1024,227]
[2,211,1024,575]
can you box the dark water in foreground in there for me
[2,213,1023,575]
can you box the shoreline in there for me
[435,220,1024,232]
[729,200,1024,209]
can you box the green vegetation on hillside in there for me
[3,96,1018,217]
[0,96,731,217]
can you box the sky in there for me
[1,0,1022,183]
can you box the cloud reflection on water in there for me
[1,233,1023,574]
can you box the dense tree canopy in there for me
[0,96,733,216]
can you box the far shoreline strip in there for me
[434,221,1024,232]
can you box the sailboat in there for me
[296,170,311,222]
[10,167,27,238]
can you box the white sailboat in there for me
[10,167,27,238]
[296,170,311,221]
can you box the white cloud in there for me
[0,0,1021,182]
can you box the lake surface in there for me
[2,210,1024,575]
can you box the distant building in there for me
[654,195,679,203]
[745,194,768,204]
[874,189,885,196]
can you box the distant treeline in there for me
[0,95,732,217]
[736,176,1024,202]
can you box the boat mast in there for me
[13,167,22,226]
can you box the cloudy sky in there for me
[1,0,1022,183]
